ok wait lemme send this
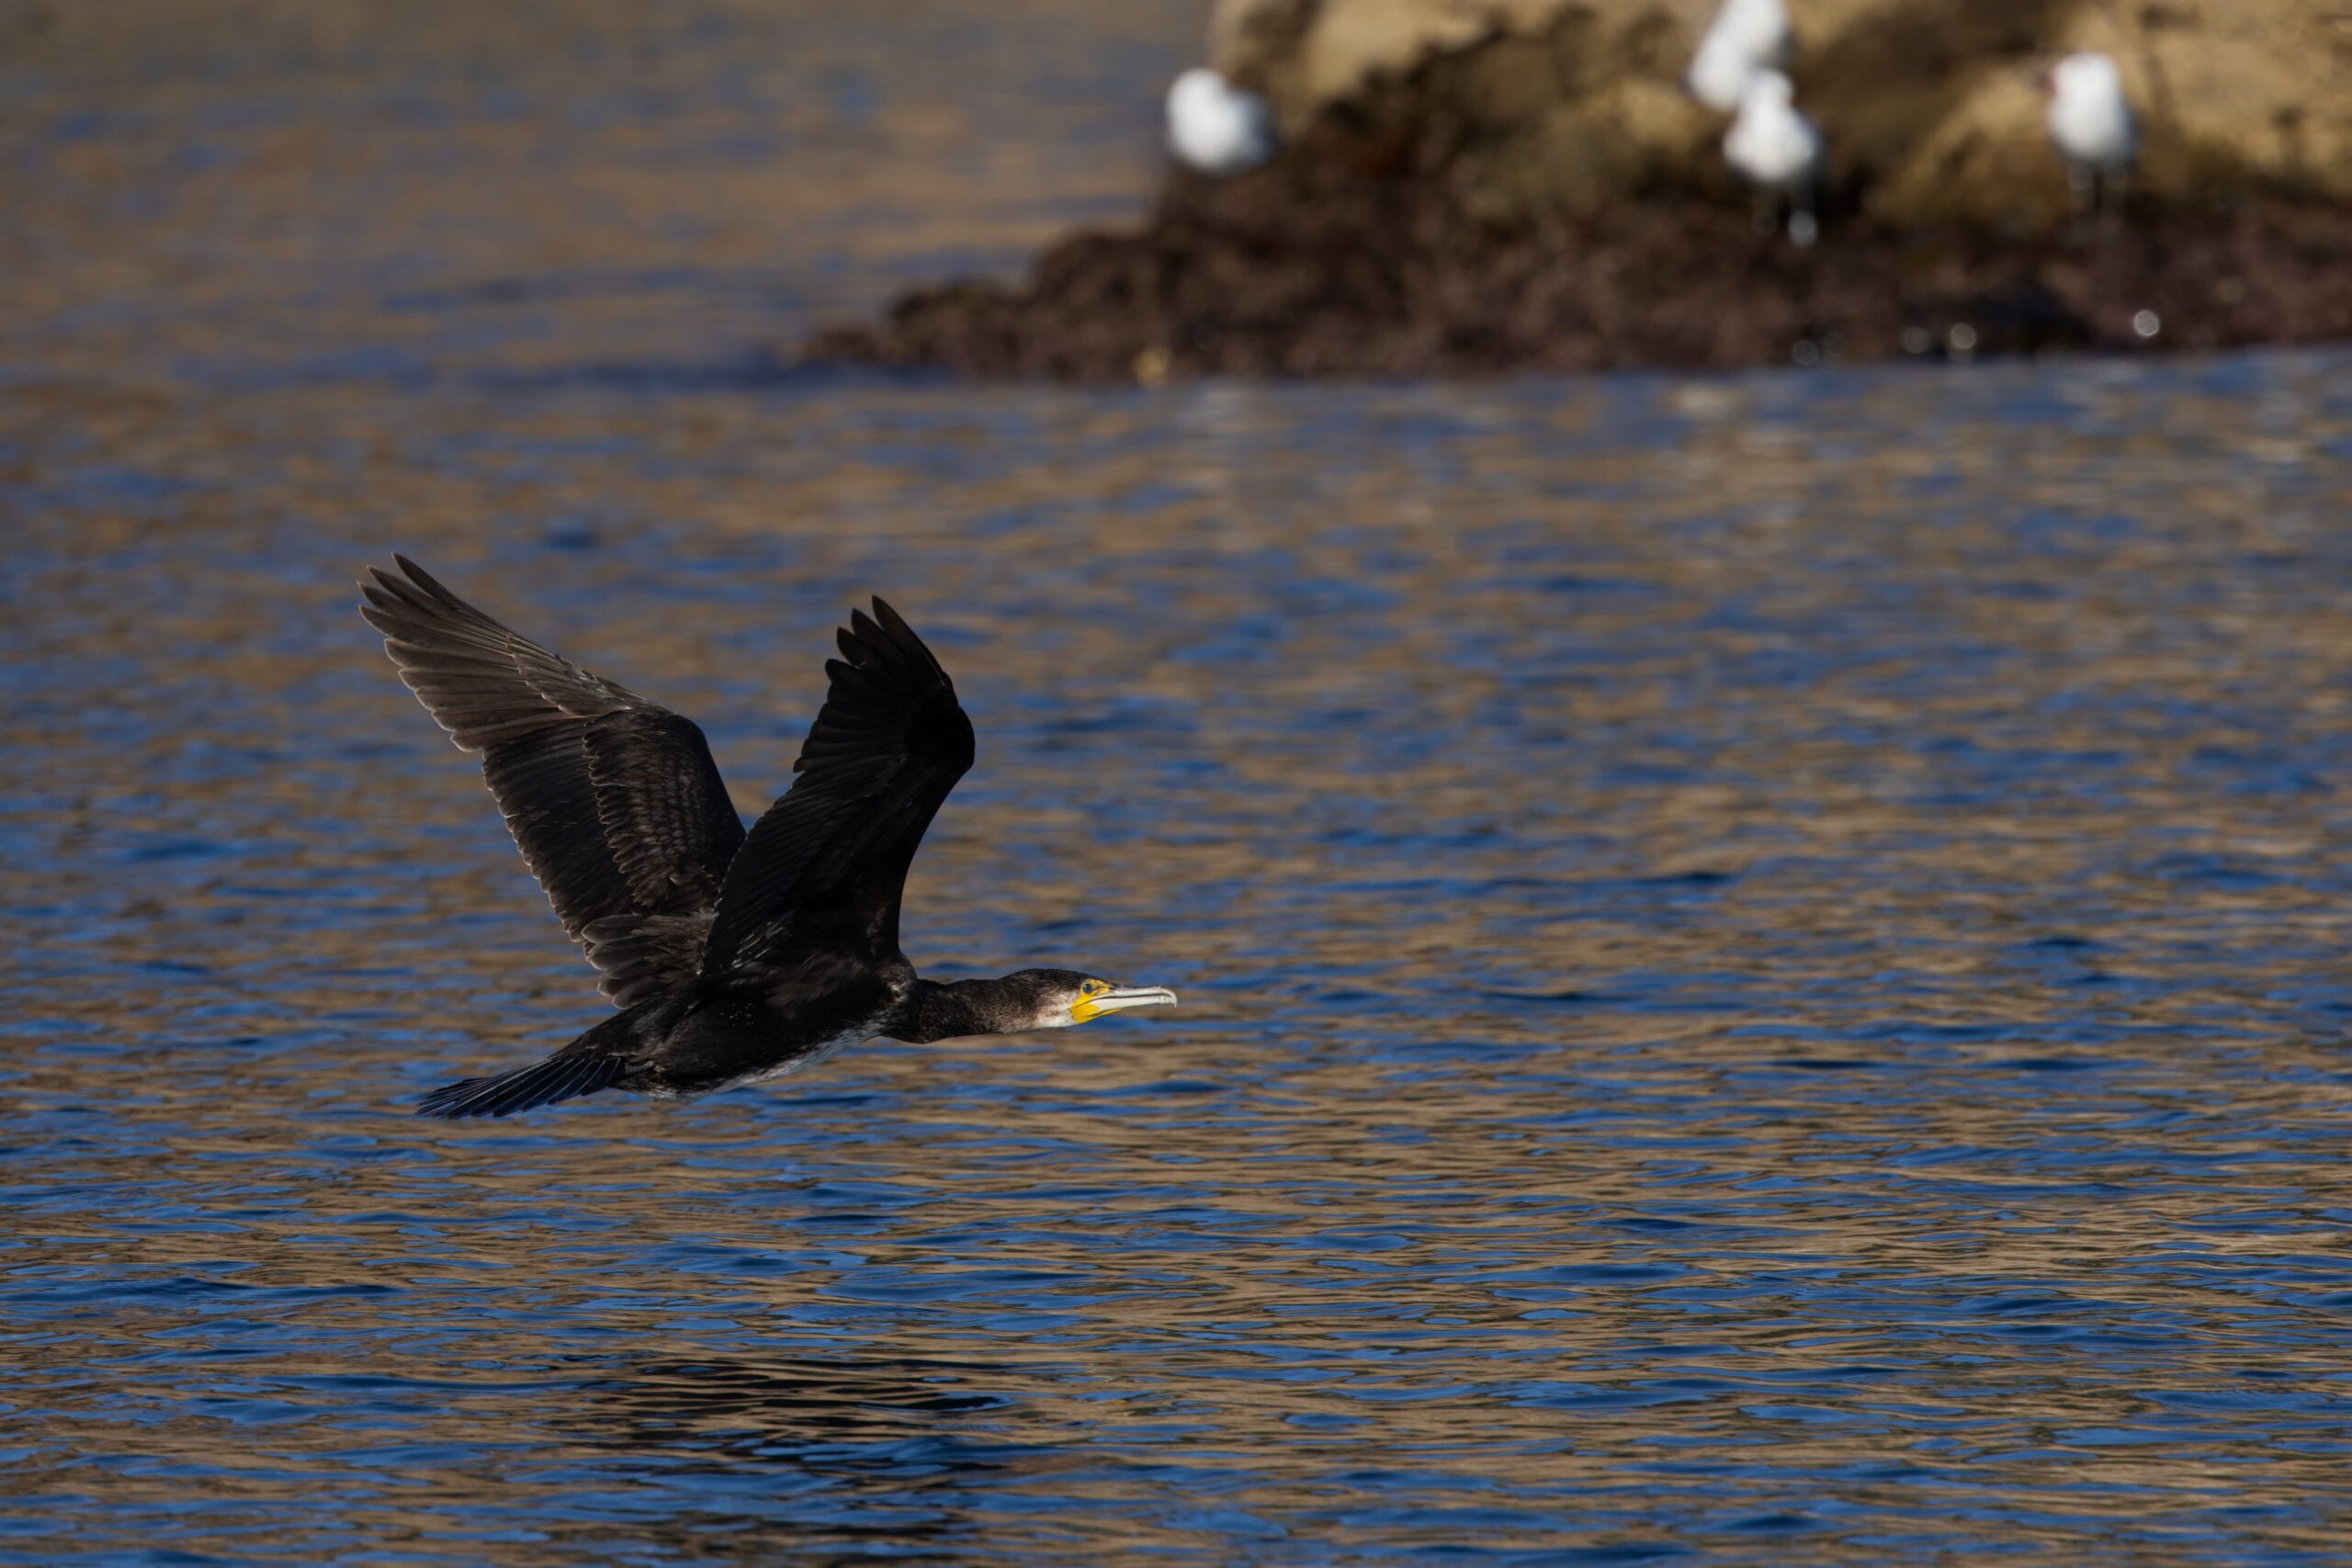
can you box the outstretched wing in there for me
[359,556,746,1002]
[701,598,973,980]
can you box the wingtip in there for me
[845,595,949,685]
[869,599,928,658]
[391,554,462,605]
[360,555,430,608]
[840,603,907,674]
[358,568,413,630]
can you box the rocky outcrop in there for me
[799,0,2352,381]
[803,183,2352,381]
[1205,0,2352,231]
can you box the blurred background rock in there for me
[811,1,2352,378]
[1208,0,2349,231]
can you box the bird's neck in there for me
[899,977,1046,1043]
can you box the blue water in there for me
[7,5,2352,1563]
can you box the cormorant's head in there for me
[1002,968,1179,1030]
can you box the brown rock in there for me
[801,177,2352,381]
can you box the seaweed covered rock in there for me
[804,178,2352,381]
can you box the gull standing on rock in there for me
[2045,52,2136,213]
[1687,0,1792,112]
[1725,70,1824,247]
[1167,68,1275,177]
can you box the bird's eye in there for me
[1080,980,1106,997]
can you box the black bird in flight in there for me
[360,558,1178,1119]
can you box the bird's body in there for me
[360,559,1176,1119]
[1724,70,1824,245]
[1687,0,1792,112]
[2045,51,2135,211]
[1166,67,1275,176]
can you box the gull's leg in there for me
[1788,179,1818,248]
[2068,162,2095,217]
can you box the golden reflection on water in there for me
[6,2,2352,1562]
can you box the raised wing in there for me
[359,556,746,1001]
[701,598,973,979]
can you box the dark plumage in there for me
[361,558,1178,1119]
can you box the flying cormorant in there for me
[360,558,1178,1119]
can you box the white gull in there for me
[1167,68,1276,177]
[1724,70,1825,246]
[2046,52,2136,212]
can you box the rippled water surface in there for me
[8,6,2352,1563]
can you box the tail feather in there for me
[418,1051,629,1120]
